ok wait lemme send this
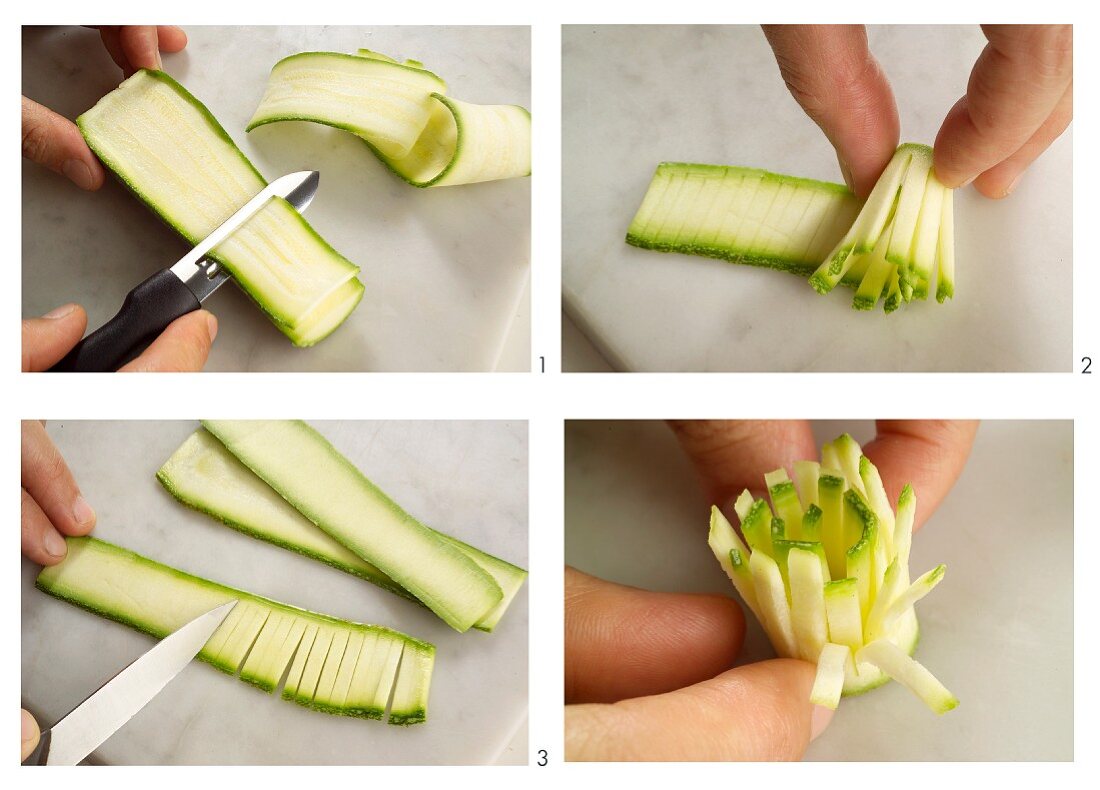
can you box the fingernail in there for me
[45,530,67,559]
[43,303,77,320]
[810,704,834,741]
[205,313,219,342]
[73,495,96,529]
[154,51,163,70]
[62,159,96,190]
[22,709,39,744]
[1006,173,1023,196]
[959,175,976,188]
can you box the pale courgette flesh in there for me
[202,420,505,633]
[157,428,527,632]
[36,536,434,723]
[78,69,363,346]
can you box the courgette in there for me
[202,421,505,633]
[628,144,955,313]
[36,537,434,724]
[157,428,527,632]
[707,433,955,712]
[247,50,531,188]
[78,70,364,346]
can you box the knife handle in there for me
[49,270,202,372]
[22,728,51,765]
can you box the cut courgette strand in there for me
[157,428,527,632]
[36,537,434,724]
[809,144,954,310]
[247,50,531,188]
[629,144,955,313]
[78,70,363,346]
[626,163,862,277]
[202,421,504,633]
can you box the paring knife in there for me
[49,170,320,372]
[22,600,237,765]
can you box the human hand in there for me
[762,25,1072,199]
[22,302,218,372]
[21,419,96,566]
[21,25,187,190]
[564,420,978,761]
[565,566,828,760]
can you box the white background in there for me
[7,0,1098,785]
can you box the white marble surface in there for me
[562,26,1072,372]
[22,26,531,371]
[565,420,1072,760]
[21,420,528,764]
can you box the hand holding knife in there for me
[49,171,320,372]
[23,600,237,765]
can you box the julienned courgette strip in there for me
[157,429,527,632]
[247,50,532,188]
[202,421,505,633]
[627,144,955,313]
[36,537,434,724]
[77,70,364,347]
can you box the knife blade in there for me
[49,170,320,372]
[25,600,237,765]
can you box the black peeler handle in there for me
[49,270,201,372]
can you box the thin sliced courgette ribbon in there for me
[247,50,531,188]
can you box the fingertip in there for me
[61,157,106,191]
[21,709,41,761]
[22,304,89,372]
[71,495,97,534]
[119,310,215,372]
[157,25,188,52]
[204,310,219,343]
[811,703,834,741]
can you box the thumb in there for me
[21,96,105,191]
[22,304,88,371]
[565,659,832,761]
[118,310,217,372]
[763,25,899,198]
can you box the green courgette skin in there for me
[36,536,433,723]
[77,69,363,346]
[626,163,864,288]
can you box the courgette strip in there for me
[628,144,956,313]
[36,537,434,724]
[201,420,505,633]
[157,428,527,632]
[78,70,364,346]
[247,50,531,188]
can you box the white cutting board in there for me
[21,26,531,371]
[562,25,1071,372]
[21,421,529,765]
[565,420,1072,760]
